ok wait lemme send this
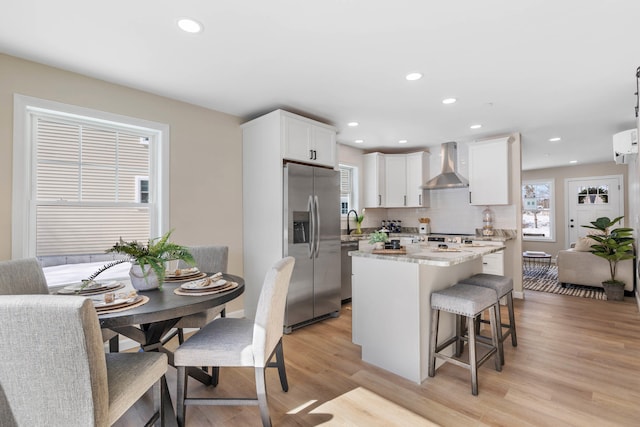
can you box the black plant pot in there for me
[602,281,625,301]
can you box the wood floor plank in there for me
[114,290,640,426]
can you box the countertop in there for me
[348,243,505,267]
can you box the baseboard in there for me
[514,290,524,299]
[106,308,246,352]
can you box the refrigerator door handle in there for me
[314,195,320,258]
[307,195,314,259]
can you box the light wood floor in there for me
[115,291,640,426]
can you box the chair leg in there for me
[108,334,119,353]
[274,339,288,392]
[211,366,220,387]
[494,300,505,366]
[177,366,188,427]
[507,292,518,346]
[178,328,185,344]
[151,378,162,427]
[221,307,226,318]
[489,305,502,372]
[428,308,439,377]
[255,367,272,427]
[468,315,478,396]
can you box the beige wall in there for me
[0,54,245,311]
[522,161,629,259]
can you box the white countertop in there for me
[349,243,505,267]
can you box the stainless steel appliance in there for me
[340,240,358,303]
[284,162,341,332]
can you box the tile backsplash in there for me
[346,187,517,235]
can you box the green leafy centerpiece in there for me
[582,216,635,301]
[86,230,194,291]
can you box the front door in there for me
[566,175,623,246]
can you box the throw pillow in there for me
[574,236,596,251]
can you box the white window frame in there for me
[12,94,170,258]
[339,163,358,216]
[522,179,555,242]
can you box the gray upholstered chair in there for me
[0,258,120,351]
[164,245,229,345]
[174,257,295,427]
[0,294,168,426]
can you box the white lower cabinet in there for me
[481,250,504,275]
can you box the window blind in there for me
[34,116,152,256]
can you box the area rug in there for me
[523,265,606,300]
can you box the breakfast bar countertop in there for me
[349,243,505,267]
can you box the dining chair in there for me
[174,256,295,427]
[162,245,229,346]
[0,294,168,426]
[0,258,120,350]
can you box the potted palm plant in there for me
[582,216,635,301]
[90,230,195,291]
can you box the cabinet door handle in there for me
[309,149,313,160]
[404,195,407,206]
[419,194,422,205]
[469,192,472,204]
[313,150,317,160]
[378,195,381,206]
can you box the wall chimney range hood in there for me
[422,141,469,190]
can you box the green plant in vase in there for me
[355,209,365,234]
[368,230,389,249]
[84,230,195,291]
[582,216,635,301]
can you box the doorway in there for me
[565,175,624,247]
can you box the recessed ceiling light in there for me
[347,122,359,127]
[406,72,423,81]
[177,18,203,34]
[398,140,408,144]
[442,98,457,104]
[354,139,364,144]
[569,160,578,164]
[470,124,482,129]
[549,137,561,142]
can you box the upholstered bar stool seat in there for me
[459,273,517,364]
[429,283,502,395]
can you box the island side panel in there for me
[352,256,422,382]
[352,254,484,384]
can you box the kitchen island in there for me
[349,243,505,384]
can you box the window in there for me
[522,180,555,241]
[12,95,170,258]
[339,164,358,215]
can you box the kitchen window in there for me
[12,95,170,258]
[339,164,358,215]
[522,179,555,241]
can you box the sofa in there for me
[556,239,635,292]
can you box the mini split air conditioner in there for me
[613,128,638,164]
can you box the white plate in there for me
[165,267,200,278]
[93,295,139,309]
[63,280,118,292]
[181,278,227,290]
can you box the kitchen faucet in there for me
[346,209,358,235]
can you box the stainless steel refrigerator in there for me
[283,162,341,332]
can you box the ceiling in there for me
[1,1,639,170]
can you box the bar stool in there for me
[429,283,502,395]
[459,273,517,365]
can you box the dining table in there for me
[51,272,245,426]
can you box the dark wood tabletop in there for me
[97,273,244,329]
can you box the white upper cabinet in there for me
[405,151,430,207]
[468,137,510,205]
[384,154,407,207]
[363,152,385,207]
[282,113,336,167]
[364,151,429,208]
